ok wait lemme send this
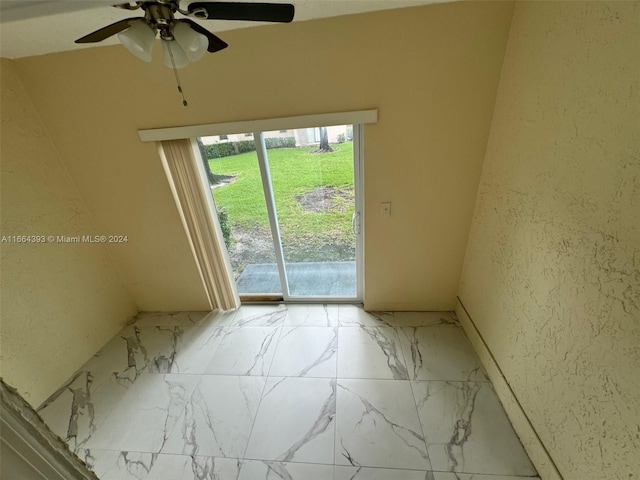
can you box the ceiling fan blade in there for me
[75,18,141,44]
[188,2,294,23]
[180,19,228,52]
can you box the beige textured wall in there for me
[0,59,138,407]
[12,1,514,311]
[458,2,640,479]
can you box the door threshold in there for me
[240,295,284,303]
[239,296,362,305]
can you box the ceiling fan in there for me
[75,1,295,68]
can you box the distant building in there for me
[200,125,352,147]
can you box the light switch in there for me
[381,202,391,217]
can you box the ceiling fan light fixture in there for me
[173,21,208,62]
[162,39,189,69]
[117,20,155,62]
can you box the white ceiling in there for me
[0,0,453,59]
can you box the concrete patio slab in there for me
[236,261,356,297]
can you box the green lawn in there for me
[209,142,354,241]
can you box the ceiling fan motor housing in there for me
[144,3,176,40]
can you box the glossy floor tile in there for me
[204,326,280,376]
[337,326,409,379]
[392,311,459,327]
[131,311,211,327]
[245,376,336,464]
[39,306,539,480]
[231,304,287,327]
[337,305,394,327]
[334,466,435,480]
[238,460,334,479]
[38,370,128,453]
[162,375,266,457]
[433,474,538,480]
[270,326,338,377]
[284,304,339,327]
[84,373,199,452]
[336,378,430,470]
[413,381,537,476]
[146,454,242,480]
[77,449,156,480]
[398,326,487,381]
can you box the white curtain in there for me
[158,138,240,311]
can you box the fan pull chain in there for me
[166,41,188,107]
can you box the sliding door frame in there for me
[254,132,291,298]
[140,110,376,304]
[251,127,364,303]
[354,124,364,302]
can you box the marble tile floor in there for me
[38,304,539,480]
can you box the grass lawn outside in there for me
[208,142,356,275]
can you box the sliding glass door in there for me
[199,123,362,301]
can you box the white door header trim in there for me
[138,110,378,142]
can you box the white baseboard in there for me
[455,297,563,480]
